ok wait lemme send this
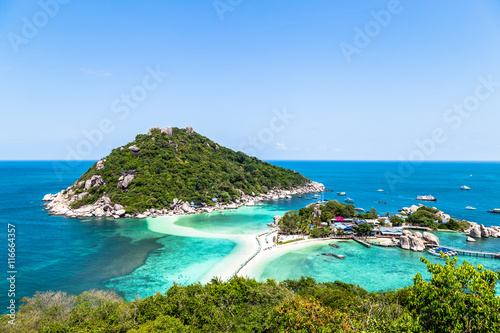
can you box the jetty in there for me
[353,238,372,248]
[366,240,399,248]
[398,226,432,231]
[440,246,500,259]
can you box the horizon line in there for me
[2,159,500,163]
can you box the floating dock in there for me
[441,247,500,259]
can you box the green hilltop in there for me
[67,126,309,213]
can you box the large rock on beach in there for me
[400,231,425,252]
[42,193,54,201]
[480,224,491,238]
[410,237,425,252]
[400,236,410,250]
[423,232,439,246]
[115,209,126,216]
[469,225,482,238]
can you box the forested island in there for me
[2,257,499,332]
[42,126,323,218]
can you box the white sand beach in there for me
[146,215,261,282]
[238,238,335,278]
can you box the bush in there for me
[267,297,356,332]
[409,256,500,332]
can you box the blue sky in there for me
[1,0,500,161]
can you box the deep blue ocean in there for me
[1,161,499,312]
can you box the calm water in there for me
[1,161,499,312]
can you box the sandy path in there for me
[146,215,260,282]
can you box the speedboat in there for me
[345,197,354,203]
[460,185,470,190]
[417,195,437,201]
[337,192,346,196]
[428,247,458,257]
[487,208,500,214]
[377,189,384,192]
[355,207,365,212]
[465,206,476,210]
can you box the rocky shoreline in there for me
[42,181,325,219]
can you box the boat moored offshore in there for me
[487,208,500,214]
[345,197,354,203]
[337,192,346,196]
[417,195,437,201]
[465,206,476,210]
[460,185,470,190]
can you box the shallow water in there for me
[252,235,500,293]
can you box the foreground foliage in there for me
[2,260,499,332]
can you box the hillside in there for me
[43,126,323,218]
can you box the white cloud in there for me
[80,68,112,77]
[276,143,287,150]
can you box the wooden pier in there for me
[353,238,372,248]
[398,226,432,231]
[441,247,500,259]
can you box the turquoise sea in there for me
[1,161,500,311]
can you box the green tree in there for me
[409,256,500,333]
[390,215,404,226]
[445,218,461,231]
[355,223,374,236]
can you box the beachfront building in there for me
[379,227,404,237]
[333,222,354,235]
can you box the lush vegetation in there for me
[278,200,357,236]
[277,201,470,237]
[68,127,309,213]
[278,200,385,237]
[407,207,469,231]
[3,258,499,332]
